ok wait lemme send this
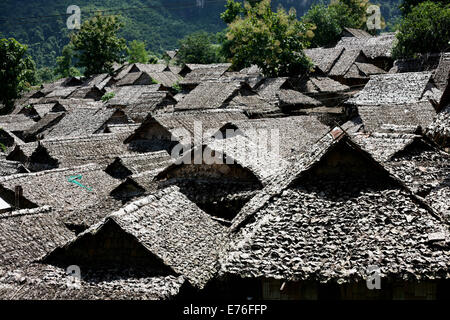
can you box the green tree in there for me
[176,31,222,65]
[0,38,36,113]
[329,0,370,30]
[392,1,450,59]
[70,14,127,76]
[55,44,81,78]
[36,67,56,84]
[221,0,245,24]
[127,40,150,63]
[301,3,343,47]
[400,0,447,15]
[224,0,314,77]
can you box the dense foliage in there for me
[0,38,36,112]
[399,0,448,15]
[224,0,314,77]
[0,1,404,68]
[127,40,158,64]
[301,3,346,48]
[392,1,450,58]
[55,44,81,78]
[176,32,224,65]
[70,15,127,76]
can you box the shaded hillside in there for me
[0,0,401,67]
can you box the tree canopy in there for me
[55,44,81,78]
[399,0,447,15]
[392,1,450,59]
[223,0,314,77]
[70,14,127,76]
[176,31,223,65]
[302,0,389,48]
[0,38,36,113]
[301,3,343,48]
[127,40,154,64]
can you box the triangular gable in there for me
[27,144,59,172]
[156,144,263,185]
[110,178,146,202]
[230,129,409,232]
[42,187,228,289]
[105,157,133,179]
[42,218,177,275]
[124,115,177,153]
[5,145,29,163]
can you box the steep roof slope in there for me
[347,72,439,105]
[43,186,228,289]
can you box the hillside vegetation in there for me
[0,0,402,68]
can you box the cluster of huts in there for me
[0,28,449,300]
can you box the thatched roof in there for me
[306,47,385,80]
[295,76,350,94]
[277,89,322,110]
[104,123,140,134]
[0,208,74,271]
[168,65,182,74]
[42,107,129,139]
[175,81,243,111]
[222,132,449,283]
[341,27,371,38]
[328,49,365,77]
[45,98,103,111]
[21,112,65,142]
[433,52,450,91]
[351,132,449,218]
[116,71,181,88]
[0,159,27,177]
[389,53,442,74]
[179,63,231,77]
[45,86,80,99]
[106,85,163,107]
[425,104,450,149]
[180,66,230,87]
[336,33,396,59]
[219,72,264,88]
[305,47,345,74]
[158,132,288,187]
[0,263,185,300]
[129,63,169,74]
[82,73,112,90]
[0,163,124,228]
[125,92,177,122]
[255,77,291,103]
[351,132,421,162]
[8,132,134,170]
[164,50,178,60]
[239,64,262,74]
[218,116,330,160]
[105,150,173,179]
[67,86,105,101]
[358,100,437,133]
[125,109,248,151]
[227,87,280,117]
[347,72,439,106]
[0,114,36,132]
[43,186,228,289]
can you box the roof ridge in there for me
[0,205,52,220]
[0,163,100,182]
[110,185,179,217]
